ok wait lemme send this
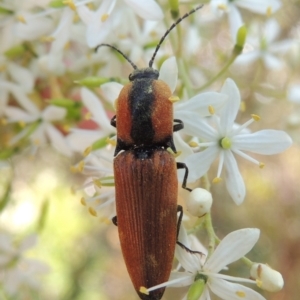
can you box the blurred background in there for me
[1,0,300,299]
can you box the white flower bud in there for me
[186,188,212,217]
[250,263,284,292]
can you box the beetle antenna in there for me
[148,5,203,68]
[95,43,138,70]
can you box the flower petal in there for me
[42,105,66,122]
[123,0,163,20]
[208,277,266,300]
[224,150,245,205]
[174,112,218,141]
[232,130,292,154]
[0,82,39,114]
[66,129,105,152]
[45,123,72,157]
[205,228,260,273]
[101,82,123,107]
[288,85,300,103]
[159,56,178,93]
[263,53,284,69]
[81,87,112,132]
[228,5,243,41]
[236,0,281,15]
[173,132,193,160]
[175,92,228,116]
[184,146,219,182]
[219,79,241,136]
[4,106,37,123]
[7,62,35,93]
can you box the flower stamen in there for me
[168,95,180,103]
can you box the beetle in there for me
[96,5,202,300]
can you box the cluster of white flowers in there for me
[0,0,297,298]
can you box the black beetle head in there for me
[129,68,159,81]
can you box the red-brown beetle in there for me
[96,6,202,300]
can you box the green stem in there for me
[241,256,254,268]
[204,213,215,257]
[197,46,242,92]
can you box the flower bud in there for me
[186,188,212,217]
[250,263,284,292]
[187,278,205,300]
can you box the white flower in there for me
[210,0,282,40]
[235,19,294,69]
[250,263,284,292]
[77,0,117,48]
[182,78,292,204]
[72,147,116,222]
[147,228,265,300]
[67,87,115,153]
[4,104,72,157]
[186,188,213,217]
[77,0,163,48]
[123,0,163,20]
[0,233,49,297]
[0,1,54,53]
[288,84,300,104]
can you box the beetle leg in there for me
[110,115,116,127]
[176,205,183,239]
[177,162,192,192]
[112,216,117,226]
[176,205,204,256]
[173,119,184,132]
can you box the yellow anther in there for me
[139,287,149,295]
[0,65,7,72]
[236,290,246,298]
[40,36,55,43]
[251,114,261,121]
[259,162,265,169]
[70,186,76,194]
[212,177,222,184]
[73,13,80,23]
[63,0,76,11]
[106,137,116,146]
[62,124,70,133]
[208,105,215,115]
[33,139,40,146]
[217,4,227,10]
[87,2,94,10]
[168,95,180,103]
[78,160,85,172]
[18,120,26,128]
[93,179,102,188]
[80,197,86,206]
[240,101,246,112]
[173,150,182,158]
[266,6,272,17]
[189,141,199,147]
[70,165,77,173]
[83,146,92,157]
[88,207,97,217]
[167,147,181,157]
[100,217,111,225]
[101,13,109,22]
[64,41,71,50]
[256,279,263,288]
[16,15,26,24]
[118,34,127,39]
[0,118,7,125]
[84,112,92,120]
